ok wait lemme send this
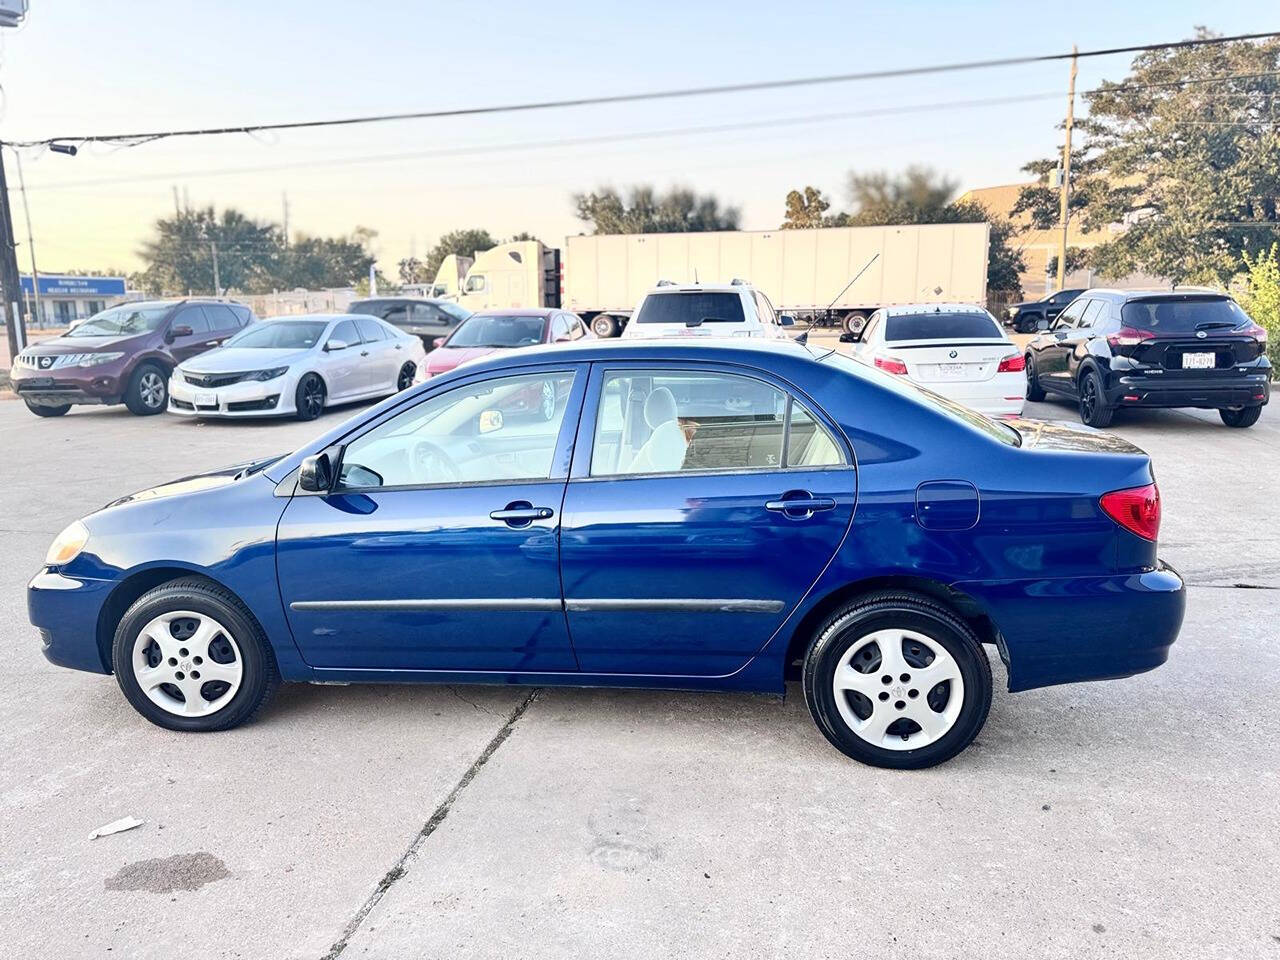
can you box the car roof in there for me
[1084,287,1230,302]
[643,283,748,295]
[878,302,992,317]
[451,336,819,377]
[349,296,451,305]
[467,307,560,318]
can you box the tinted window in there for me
[1051,289,1084,305]
[175,306,212,335]
[439,302,471,323]
[591,370,794,476]
[338,371,575,489]
[634,292,746,325]
[229,305,252,326]
[408,303,446,325]
[447,315,546,348]
[1055,299,1087,328]
[1078,299,1105,328]
[330,319,359,347]
[203,304,241,331]
[883,312,1001,341]
[355,317,387,342]
[226,321,328,350]
[349,300,398,320]
[1121,296,1251,333]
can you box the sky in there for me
[1,1,1275,279]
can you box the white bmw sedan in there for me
[847,304,1026,417]
[168,314,426,420]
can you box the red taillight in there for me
[997,353,1026,372]
[1100,483,1161,541]
[875,356,908,375]
[1239,320,1267,345]
[1107,326,1157,348]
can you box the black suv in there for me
[347,297,471,350]
[1002,288,1086,333]
[1025,289,1271,428]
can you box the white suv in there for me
[621,281,795,340]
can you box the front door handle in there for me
[766,492,837,519]
[490,502,554,526]
[360,350,370,357]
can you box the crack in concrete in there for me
[320,688,540,960]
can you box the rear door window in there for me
[634,292,746,326]
[1121,296,1251,334]
[203,303,242,333]
[330,319,359,347]
[174,306,212,335]
[883,312,1002,341]
[355,317,387,342]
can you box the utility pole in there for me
[0,142,28,359]
[1056,44,1078,292]
[282,192,290,247]
[211,242,220,296]
[13,148,43,328]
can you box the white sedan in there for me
[847,303,1026,417]
[168,314,426,420]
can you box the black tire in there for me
[802,591,992,769]
[112,577,280,732]
[1078,368,1114,428]
[397,362,416,391]
[25,400,71,417]
[294,372,326,421]
[591,314,619,338]
[1017,314,1041,334]
[1024,353,1046,402]
[841,311,869,336]
[1219,406,1262,428]
[123,362,169,416]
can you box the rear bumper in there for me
[28,569,114,674]
[1106,371,1269,409]
[955,561,1186,692]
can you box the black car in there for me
[1002,288,1086,333]
[347,297,471,350]
[1025,289,1271,428]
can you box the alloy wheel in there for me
[397,363,415,391]
[139,371,165,409]
[301,377,324,417]
[1081,376,1098,420]
[831,628,964,750]
[131,610,243,718]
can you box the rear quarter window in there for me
[635,292,746,325]
[884,312,1002,341]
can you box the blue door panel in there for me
[559,468,854,675]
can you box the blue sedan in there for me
[28,339,1185,768]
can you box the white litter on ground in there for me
[89,816,144,840]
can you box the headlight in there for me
[74,352,125,367]
[247,366,288,382]
[45,520,89,566]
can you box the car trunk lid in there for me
[886,339,1017,383]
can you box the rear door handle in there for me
[766,494,837,519]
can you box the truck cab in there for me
[457,241,560,313]
[428,254,473,300]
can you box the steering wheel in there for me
[412,439,463,484]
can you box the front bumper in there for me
[10,366,123,405]
[168,374,290,417]
[1106,370,1270,409]
[28,569,114,674]
[956,561,1186,692]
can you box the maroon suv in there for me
[9,299,254,417]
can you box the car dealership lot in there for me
[1,359,1276,958]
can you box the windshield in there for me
[826,352,1020,447]
[446,315,546,348]
[225,321,328,349]
[635,291,746,325]
[438,302,470,322]
[66,303,170,338]
[1121,296,1251,333]
[885,312,1003,341]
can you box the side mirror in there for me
[325,338,349,352]
[839,331,859,344]
[298,452,334,493]
[167,324,194,343]
[778,314,796,327]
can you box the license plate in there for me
[938,362,967,377]
[1182,352,1214,369]
[196,392,217,406]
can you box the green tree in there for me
[138,206,279,295]
[277,230,377,290]
[573,185,740,234]
[1014,29,1280,284]
[1238,242,1280,364]
[781,186,832,229]
[424,229,497,281]
[398,257,428,285]
[506,231,540,243]
[1046,246,1091,278]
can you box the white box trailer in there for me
[452,223,989,337]
[565,223,989,337]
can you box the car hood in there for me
[181,347,310,373]
[425,345,498,374]
[1003,417,1146,455]
[105,454,284,509]
[24,333,139,354]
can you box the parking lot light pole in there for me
[0,141,29,357]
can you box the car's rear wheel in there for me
[397,362,416,391]
[112,577,279,732]
[802,592,992,769]
[294,373,326,421]
[1025,353,1046,401]
[25,400,71,417]
[1219,406,1262,428]
[124,363,168,416]
[1078,368,1114,428]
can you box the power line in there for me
[7,31,1279,150]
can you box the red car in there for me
[422,308,593,381]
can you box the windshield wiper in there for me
[685,316,733,328]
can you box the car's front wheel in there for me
[802,592,992,769]
[1219,406,1262,428]
[294,373,326,421]
[124,363,168,416]
[112,577,279,732]
[25,400,71,417]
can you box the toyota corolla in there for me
[28,339,1184,769]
